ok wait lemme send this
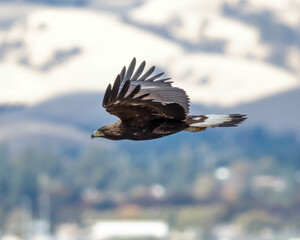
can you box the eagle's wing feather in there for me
[102,58,190,125]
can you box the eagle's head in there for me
[91,121,122,140]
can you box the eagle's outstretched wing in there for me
[102,58,190,125]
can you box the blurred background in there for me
[0,0,300,240]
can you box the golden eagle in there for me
[92,58,246,140]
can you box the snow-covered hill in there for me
[0,5,181,104]
[0,1,299,107]
[131,0,300,66]
[131,0,269,57]
[164,53,298,106]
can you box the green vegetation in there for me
[0,127,300,235]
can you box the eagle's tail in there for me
[185,114,247,132]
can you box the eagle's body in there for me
[99,119,188,141]
[92,58,246,141]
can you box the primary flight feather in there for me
[92,58,246,140]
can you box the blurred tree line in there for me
[0,127,300,233]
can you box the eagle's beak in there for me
[91,130,104,139]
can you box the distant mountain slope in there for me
[0,104,25,115]
[0,119,87,146]
[229,87,300,134]
[22,92,116,130]
[190,87,300,135]
[0,92,116,150]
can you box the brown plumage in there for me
[92,58,246,140]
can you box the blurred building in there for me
[252,175,287,192]
[55,223,80,240]
[0,236,22,240]
[89,220,169,240]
